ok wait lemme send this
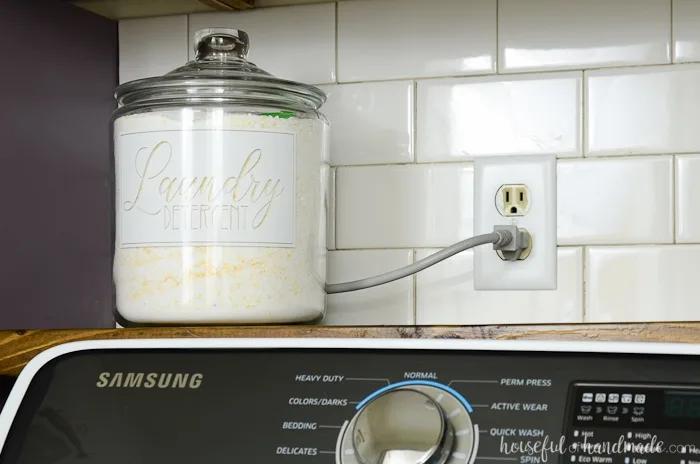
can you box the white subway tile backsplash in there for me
[325,249,414,325]
[189,3,336,84]
[416,248,583,325]
[586,246,700,322]
[118,0,700,326]
[336,164,473,249]
[557,156,674,245]
[321,81,414,165]
[673,0,700,63]
[335,156,674,250]
[675,155,700,243]
[586,65,700,156]
[119,15,188,84]
[337,0,496,82]
[416,73,582,162]
[498,0,671,73]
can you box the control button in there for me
[580,405,592,414]
[582,393,593,403]
[595,393,606,403]
[621,394,633,404]
[351,389,454,464]
[633,406,644,416]
[634,394,646,404]
[607,406,618,414]
[608,393,619,404]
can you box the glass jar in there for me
[112,28,329,324]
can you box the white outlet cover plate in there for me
[473,154,557,290]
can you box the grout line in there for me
[670,0,675,63]
[560,243,679,248]
[331,167,337,250]
[334,1,339,83]
[412,249,417,325]
[333,167,338,250]
[186,14,191,61]
[336,69,564,86]
[558,153,682,161]
[333,61,700,86]
[495,0,500,74]
[332,244,684,252]
[333,167,342,250]
[412,80,418,163]
[581,70,587,157]
[332,161,474,169]
[581,246,587,323]
[673,155,678,244]
[329,153,678,170]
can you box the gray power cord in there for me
[325,225,531,295]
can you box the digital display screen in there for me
[664,391,700,420]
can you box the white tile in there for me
[673,0,700,63]
[416,248,583,325]
[189,3,335,84]
[676,155,700,243]
[586,246,700,322]
[321,81,414,165]
[337,0,496,82]
[499,0,671,73]
[557,156,674,245]
[336,164,473,249]
[324,250,414,325]
[586,65,700,156]
[417,73,582,162]
[119,16,188,84]
[328,167,336,250]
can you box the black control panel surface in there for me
[0,347,699,464]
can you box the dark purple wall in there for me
[0,0,117,328]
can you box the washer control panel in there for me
[562,383,700,464]
[1,344,700,464]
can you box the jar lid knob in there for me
[194,28,250,61]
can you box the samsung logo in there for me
[96,372,203,389]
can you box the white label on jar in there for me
[116,129,295,248]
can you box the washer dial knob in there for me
[351,389,454,464]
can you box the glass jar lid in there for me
[115,28,326,112]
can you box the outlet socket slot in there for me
[496,184,531,216]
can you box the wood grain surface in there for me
[0,323,699,377]
[198,0,254,10]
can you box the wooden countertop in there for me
[0,323,699,377]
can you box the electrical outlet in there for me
[473,154,556,290]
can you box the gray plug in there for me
[493,225,530,261]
